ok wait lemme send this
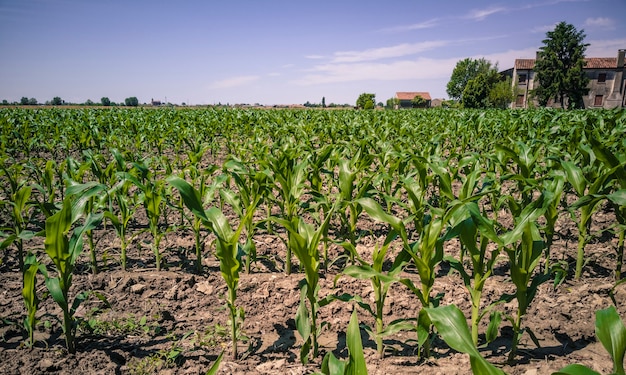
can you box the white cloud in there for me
[291,46,545,86]
[586,38,626,57]
[379,18,440,33]
[464,6,506,21]
[305,55,325,60]
[208,75,259,89]
[291,57,459,86]
[331,41,448,63]
[584,17,615,30]
[531,23,558,34]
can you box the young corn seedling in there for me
[501,190,554,364]
[222,158,271,273]
[425,304,505,375]
[444,201,503,346]
[168,176,254,359]
[263,147,308,275]
[334,234,413,358]
[553,306,626,375]
[42,197,100,353]
[562,158,612,279]
[121,160,167,271]
[65,181,107,274]
[273,206,334,364]
[316,309,368,375]
[22,253,45,348]
[336,157,375,265]
[0,183,36,272]
[357,195,451,358]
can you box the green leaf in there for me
[205,350,224,375]
[595,306,626,375]
[345,309,368,375]
[426,305,504,375]
[552,364,601,375]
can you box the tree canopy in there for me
[451,59,515,109]
[446,58,492,101]
[356,93,376,109]
[124,97,139,107]
[533,21,589,109]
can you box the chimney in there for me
[618,49,625,69]
[535,51,540,61]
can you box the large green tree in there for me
[459,63,514,109]
[124,97,139,107]
[533,22,589,109]
[446,58,492,101]
[356,93,375,109]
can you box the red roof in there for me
[514,57,621,70]
[395,92,431,101]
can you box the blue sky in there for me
[1,0,624,105]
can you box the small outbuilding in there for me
[395,92,432,108]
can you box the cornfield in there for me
[1,107,625,374]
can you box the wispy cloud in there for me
[379,18,440,33]
[531,23,558,34]
[292,46,542,87]
[291,57,459,86]
[305,55,325,60]
[584,17,615,30]
[586,38,626,56]
[331,41,448,63]
[209,75,259,89]
[464,6,507,21]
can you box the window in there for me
[516,95,525,107]
[598,73,607,83]
[518,74,527,84]
[594,95,603,106]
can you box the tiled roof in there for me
[515,59,536,70]
[585,57,618,69]
[514,57,622,70]
[395,92,431,101]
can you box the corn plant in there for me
[501,190,554,363]
[553,306,626,375]
[121,160,167,271]
[65,181,106,274]
[0,183,36,271]
[263,147,308,275]
[562,158,612,279]
[444,201,503,346]
[273,207,334,364]
[168,176,253,359]
[316,309,368,375]
[335,157,374,265]
[221,158,271,273]
[335,236,413,358]
[357,195,449,358]
[42,197,99,353]
[425,304,505,375]
[22,253,45,348]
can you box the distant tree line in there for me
[1,96,141,107]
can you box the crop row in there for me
[1,107,625,374]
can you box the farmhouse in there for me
[395,92,431,108]
[504,49,625,109]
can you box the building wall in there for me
[509,49,625,109]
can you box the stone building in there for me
[503,49,625,108]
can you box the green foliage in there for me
[411,95,427,108]
[125,96,139,106]
[317,309,368,375]
[356,93,375,109]
[447,57,492,101]
[461,67,511,109]
[533,22,589,109]
[553,306,626,375]
[426,304,505,375]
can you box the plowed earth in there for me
[1,193,624,375]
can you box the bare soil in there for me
[1,201,624,375]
